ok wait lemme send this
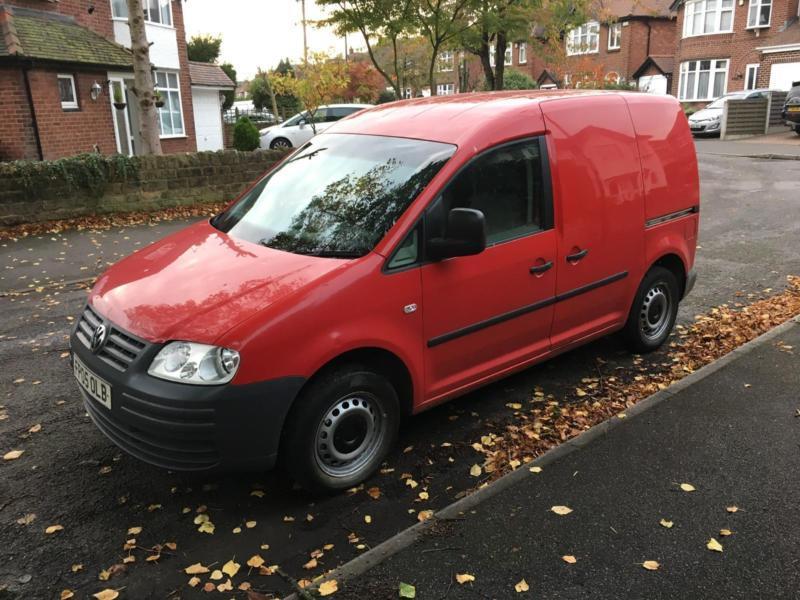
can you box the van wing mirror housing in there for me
[426,208,486,261]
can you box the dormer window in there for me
[682,0,734,37]
[567,22,600,55]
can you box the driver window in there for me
[439,140,547,245]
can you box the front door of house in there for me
[109,79,135,156]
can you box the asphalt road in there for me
[0,153,798,599]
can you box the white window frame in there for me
[154,70,185,138]
[518,42,527,64]
[110,0,174,28]
[567,21,600,56]
[608,23,622,50]
[746,0,771,28]
[744,63,760,89]
[436,83,455,96]
[678,59,729,101]
[57,74,78,110]
[504,45,513,65]
[437,50,454,72]
[682,0,734,37]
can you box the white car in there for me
[259,104,373,150]
[687,89,775,136]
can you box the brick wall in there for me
[0,149,285,226]
[0,66,39,161]
[26,67,119,160]
[160,0,196,154]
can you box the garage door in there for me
[638,74,668,95]
[768,62,800,91]
[192,88,224,152]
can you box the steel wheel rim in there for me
[640,283,671,341]
[315,393,383,478]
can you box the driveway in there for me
[0,153,798,598]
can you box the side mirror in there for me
[298,121,307,129]
[427,208,486,261]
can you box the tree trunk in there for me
[478,31,495,90]
[264,74,280,123]
[495,33,508,91]
[428,44,439,96]
[127,0,162,155]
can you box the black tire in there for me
[622,266,680,354]
[270,138,292,150]
[280,364,400,493]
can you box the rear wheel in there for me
[622,266,680,353]
[270,137,292,150]
[280,365,399,493]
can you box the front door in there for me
[109,78,136,155]
[421,138,557,403]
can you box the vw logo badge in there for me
[90,324,107,353]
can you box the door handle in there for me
[529,261,553,275]
[566,248,589,262]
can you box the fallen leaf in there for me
[127,526,142,535]
[303,558,318,570]
[245,520,257,529]
[659,519,674,529]
[28,424,42,433]
[679,483,695,492]
[456,573,475,584]
[562,555,577,564]
[405,478,418,489]
[247,554,265,568]
[642,561,660,571]
[222,559,240,577]
[165,542,177,551]
[576,388,587,397]
[707,538,723,552]
[529,466,542,474]
[70,564,83,573]
[203,582,215,592]
[145,554,160,563]
[418,491,429,500]
[417,510,434,522]
[184,563,209,575]
[188,576,200,587]
[238,582,251,591]
[61,591,75,600]
[99,466,112,475]
[45,524,63,534]
[399,581,417,598]
[551,505,573,516]
[233,527,242,534]
[92,591,119,600]
[719,529,733,537]
[515,578,530,592]
[217,578,233,592]
[364,515,372,524]
[198,520,215,534]
[470,464,482,477]
[209,570,223,581]
[367,487,381,499]
[250,490,265,498]
[16,513,36,526]
[506,402,522,410]
[147,504,161,512]
[726,506,739,513]
[319,580,339,596]
[4,450,24,461]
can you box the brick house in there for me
[670,0,800,104]
[0,1,232,162]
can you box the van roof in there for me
[330,89,661,146]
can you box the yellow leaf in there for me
[720,529,733,537]
[98,570,110,581]
[28,424,42,433]
[247,554,265,568]
[726,506,739,513]
[232,527,242,534]
[455,573,476,584]
[70,564,83,573]
[146,554,160,562]
[506,403,522,410]
[551,506,573,516]
[575,388,587,397]
[165,542,177,551]
[147,504,161,512]
[364,515,372,524]
[509,459,521,469]
[122,556,135,564]
[324,543,334,551]
[642,561,660,571]
[562,555,577,564]
[303,558,318,570]
[217,578,233,592]
[659,519,674,529]
[209,569,223,580]
[515,578,529,592]
[3,450,23,461]
[245,520,257,529]
[418,491,429,500]
[406,478,418,489]
[679,483,695,492]
[250,490,265,498]
[283,515,295,522]
[92,591,119,600]
[60,591,74,600]
[238,582,252,591]
[45,524,63,534]
[707,538,723,552]
[197,520,215,534]
[184,563,209,575]
[222,559,240,577]
[188,576,200,587]
[529,466,542,474]
[417,510,434,522]
[319,579,339,596]
[127,526,142,535]
[470,464,482,477]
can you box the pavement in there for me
[695,129,800,159]
[336,319,800,600]
[0,153,798,599]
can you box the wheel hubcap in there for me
[315,393,383,478]
[639,284,671,341]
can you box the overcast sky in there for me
[182,0,363,81]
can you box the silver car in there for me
[688,89,774,136]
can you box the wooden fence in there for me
[721,91,789,139]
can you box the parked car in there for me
[259,104,372,149]
[782,81,800,135]
[688,89,774,136]
[70,91,699,493]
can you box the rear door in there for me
[540,95,645,349]
[419,137,557,403]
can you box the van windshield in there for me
[213,133,455,257]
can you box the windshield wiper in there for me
[306,249,368,258]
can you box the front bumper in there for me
[70,309,305,472]
[689,121,720,136]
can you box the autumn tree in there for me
[291,53,350,132]
[343,60,385,103]
[126,0,161,155]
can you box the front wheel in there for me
[280,365,400,493]
[270,138,292,150]
[622,266,680,353]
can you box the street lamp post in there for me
[297,0,308,62]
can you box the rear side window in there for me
[329,107,361,120]
[434,139,552,245]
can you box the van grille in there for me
[75,304,147,372]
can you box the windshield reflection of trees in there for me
[266,158,447,256]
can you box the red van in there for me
[71,91,699,492]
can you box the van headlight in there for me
[148,342,240,385]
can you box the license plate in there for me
[74,355,112,409]
[690,124,702,130]
[788,106,800,113]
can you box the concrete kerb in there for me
[696,151,800,161]
[283,315,800,600]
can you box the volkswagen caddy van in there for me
[71,91,699,492]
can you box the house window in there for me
[518,42,527,64]
[111,0,172,26]
[682,0,734,37]
[155,71,184,137]
[437,83,455,95]
[567,21,600,55]
[747,0,771,27]
[608,23,622,49]
[745,64,760,89]
[490,45,514,66]
[404,87,413,99]
[678,59,729,100]
[438,50,454,72]
[57,74,78,110]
